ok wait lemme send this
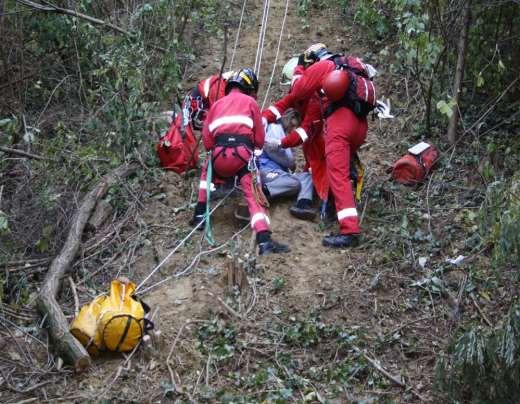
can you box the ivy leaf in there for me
[498,60,505,72]
[436,99,455,118]
[476,73,485,88]
[0,212,9,235]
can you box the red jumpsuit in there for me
[197,75,227,107]
[198,88,269,233]
[278,65,328,201]
[266,60,367,235]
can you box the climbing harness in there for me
[261,0,290,109]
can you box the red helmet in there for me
[322,70,350,102]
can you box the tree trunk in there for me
[37,163,138,371]
[447,0,472,144]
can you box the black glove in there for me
[297,54,306,66]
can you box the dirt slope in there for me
[6,2,460,402]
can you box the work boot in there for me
[322,233,360,248]
[189,202,206,230]
[290,198,317,221]
[257,231,290,255]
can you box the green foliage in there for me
[479,174,520,270]
[197,318,236,361]
[437,304,520,401]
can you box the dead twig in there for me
[0,146,47,160]
[470,292,493,327]
[68,276,79,317]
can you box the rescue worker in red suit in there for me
[182,71,235,130]
[263,44,367,248]
[190,68,290,255]
[265,61,328,221]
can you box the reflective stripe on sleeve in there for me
[203,78,211,98]
[295,127,308,142]
[268,106,281,119]
[251,212,270,227]
[337,208,358,221]
[208,115,254,132]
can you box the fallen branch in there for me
[36,163,138,371]
[0,145,47,160]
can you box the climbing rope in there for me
[204,153,216,246]
[254,0,270,76]
[135,185,236,292]
[229,0,247,70]
[135,223,250,296]
[261,0,290,109]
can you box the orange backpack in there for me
[156,114,199,174]
[392,142,439,185]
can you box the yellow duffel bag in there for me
[70,294,107,355]
[99,279,153,352]
[70,278,153,354]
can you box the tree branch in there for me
[0,145,47,160]
[15,0,130,35]
[37,163,138,371]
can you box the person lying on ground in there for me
[260,110,316,221]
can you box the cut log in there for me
[37,163,138,371]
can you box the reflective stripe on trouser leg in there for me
[197,159,209,203]
[295,172,313,201]
[240,172,270,233]
[325,107,367,235]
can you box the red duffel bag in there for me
[156,114,199,174]
[392,142,439,185]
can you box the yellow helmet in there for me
[303,43,329,65]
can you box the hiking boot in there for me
[188,214,205,230]
[189,202,206,230]
[258,239,291,255]
[290,199,317,221]
[322,234,360,248]
[256,231,290,255]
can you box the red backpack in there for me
[392,142,439,185]
[331,55,377,117]
[156,114,199,174]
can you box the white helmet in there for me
[281,57,299,85]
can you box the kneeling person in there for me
[190,68,289,256]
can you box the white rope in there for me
[254,0,270,76]
[254,0,268,72]
[229,0,247,70]
[135,223,250,296]
[261,0,290,109]
[257,0,270,77]
[135,187,236,292]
